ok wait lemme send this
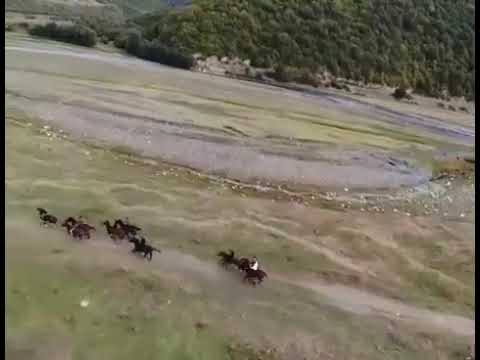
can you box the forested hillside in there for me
[136,0,475,99]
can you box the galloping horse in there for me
[217,250,250,271]
[243,268,268,286]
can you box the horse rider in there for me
[250,256,259,271]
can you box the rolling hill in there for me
[135,0,475,99]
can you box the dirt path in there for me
[272,274,475,337]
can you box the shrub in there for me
[120,31,193,70]
[29,22,96,47]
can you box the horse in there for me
[217,250,252,272]
[62,217,95,240]
[61,217,78,233]
[243,268,268,286]
[71,223,95,240]
[103,220,127,242]
[217,250,236,268]
[129,237,161,261]
[37,208,58,226]
[114,219,141,237]
[236,257,251,272]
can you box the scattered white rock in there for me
[80,299,90,308]
[405,212,411,217]
[460,213,465,218]
[344,187,349,192]
[393,208,398,213]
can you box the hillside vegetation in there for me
[136,0,475,99]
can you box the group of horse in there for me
[36,208,161,261]
[217,250,268,286]
[37,208,268,286]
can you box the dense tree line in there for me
[118,29,194,69]
[134,0,475,99]
[29,22,97,47]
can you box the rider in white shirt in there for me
[250,256,259,271]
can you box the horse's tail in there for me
[217,251,228,257]
[153,247,161,253]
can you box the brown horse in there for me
[243,268,268,286]
[217,250,250,271]
[71,224,95,240]
[114,219,141,237]
[217,250,236,268]
[37,208,58,226]
[62,217,95,240]
[129,236,161,261]
[103,220,126,242]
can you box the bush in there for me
[29,22,96,47]
[120,31,194,70]
[270,64,295,82]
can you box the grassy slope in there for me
[6,119,473,360]
[6,111,474,312]
[5,35,474,316]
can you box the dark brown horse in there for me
[114,219,141,237]
[37,208,58,226]
[103,220,126,242]
[217,250,236,267]
[216,250,251,272]
[243,268,268,286]
[129,237,161,261]
[62,217,95,240]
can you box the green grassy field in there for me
[6,116,475,359]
